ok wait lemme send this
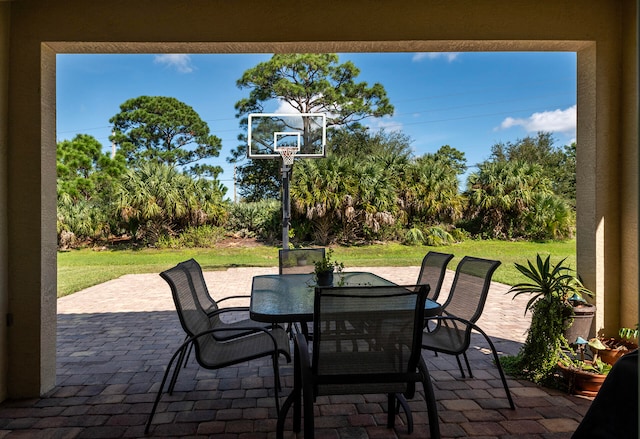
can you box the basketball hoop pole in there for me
[281,162,291,249]
[276,146,298,249]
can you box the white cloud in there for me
[153,54,194,73]
[365,116,403,133]
[498,104,576,134]
[274,101,299,114]
[412,52,460,62]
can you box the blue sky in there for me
[57,52,577,196]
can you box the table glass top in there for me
[250,271,439,323]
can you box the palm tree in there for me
[291,156,397,244]
[400,155,464,227]
[465,161,553,238]
[57,192,111,246]
[524,193,575,240]
[114,162,226,244]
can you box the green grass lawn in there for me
[57,239,576,298]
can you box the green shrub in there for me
[449,227,468,242]
[423,226,455,246]
[225,200,280,242]
[57,194,111,247]
[403,227,425,245]
[523,193,575,241]
[157,224,227,248]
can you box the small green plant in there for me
[559,339,612,376]
[619,324,639,340]
[313,249,344,274]
[559,353,612,376]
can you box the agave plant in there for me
[509,254,593,315]
[505,254,594,383]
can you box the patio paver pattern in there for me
[0,266,593,438]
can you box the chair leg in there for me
[394,393,414,433]
[276,389,298,439]
[472,325,515,409]
[303,387,315,439]
[463,351,473,378]
[455,355,466,378]
[145,344,187,434]
[183,341,193,367]
[419,357,441,439]
[386,393,396,428]
[271,351,281,415]
[168,342,188,394]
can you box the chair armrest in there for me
[216,295,251,304]
[186,325,290,361]
[427,315,474,328]
[206,306,250,318]
[425,315,493,350]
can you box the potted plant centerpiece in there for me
[313,249,344,287]
[502,254,595,384]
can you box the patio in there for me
[0,265,593,438]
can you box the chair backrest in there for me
[279,248,326,275]
[311,284,428,395]
[178,258,219,316]
[416,251,454,301]
[160,263,212,347]
[440,256,501,324]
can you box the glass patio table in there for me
[250,271,442,324]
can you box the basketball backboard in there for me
[247,113,326,159]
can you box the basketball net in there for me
[277,147,298,166]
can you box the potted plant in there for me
[502,254,595,384]
[296,253,308,266]
[557,338,612,396]
[597,324,638,365]
[313,249,344,287]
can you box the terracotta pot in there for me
[557,361,607,397]
[599,349,626,365]
[597,338,638,365]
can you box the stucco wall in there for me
[2,0,637,398]
[619,0,639,332]
[0,1,10,402]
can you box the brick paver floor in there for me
[0,266,594,438]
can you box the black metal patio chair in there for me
[169,259,272,390]
[279,248,326,275]
[421,256,515,408]
[277,284,440,439]
[416,251,454,302]
[145,263,291,434]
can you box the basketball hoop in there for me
[277,146,298,166]
[247,113,326,251]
